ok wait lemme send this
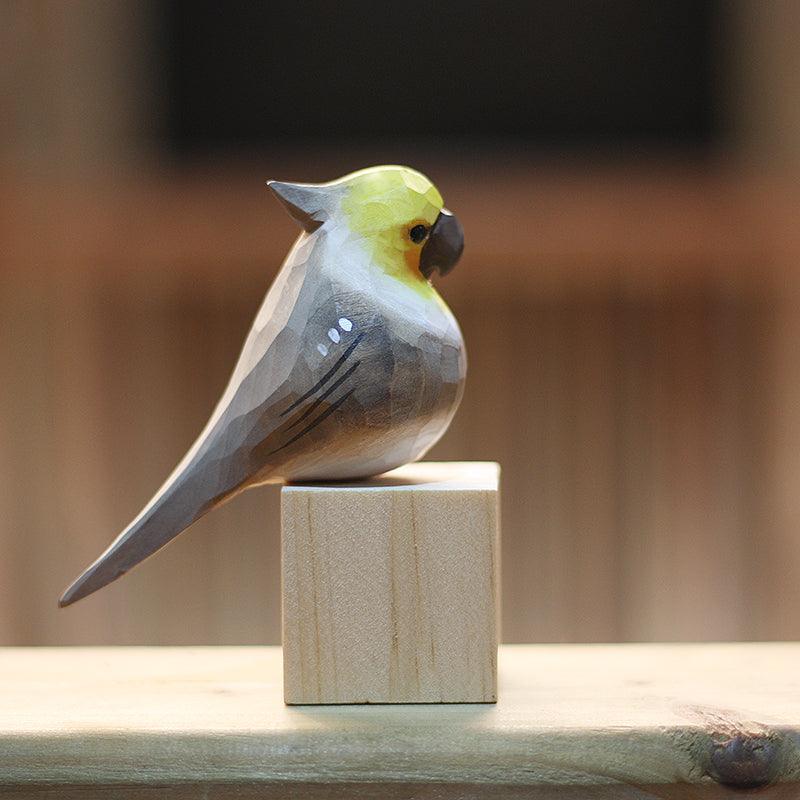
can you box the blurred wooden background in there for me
[2,2,800,645]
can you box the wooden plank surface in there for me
[282,462,499,704]
[0,644,798,798]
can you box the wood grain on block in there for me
[0,645,799,797]
[282,461,499,704]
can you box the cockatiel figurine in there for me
[60,165,466,607]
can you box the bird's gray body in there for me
[195,228,465,486]
[60,211,465,605]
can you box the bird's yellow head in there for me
[339,166,442,281]
[268,165,464,292]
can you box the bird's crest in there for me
[267,181,329,233]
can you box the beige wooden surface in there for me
[0,644,798,798]
[282,462,499,704]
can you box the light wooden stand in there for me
[4,645,800,796]
[281,461,500,704]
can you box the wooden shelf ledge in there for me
[0,644,798,797]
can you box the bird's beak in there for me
[419,209,464,279]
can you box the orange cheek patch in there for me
[404,247,422,276]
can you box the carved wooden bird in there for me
[60,165,466,606]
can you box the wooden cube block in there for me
[281,461,499,704]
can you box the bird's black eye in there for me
[409,224,428,244]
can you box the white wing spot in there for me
[338,317,353,332]
[317,343,328,356]
[328,328,341,343]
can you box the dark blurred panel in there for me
[162,0,719,151]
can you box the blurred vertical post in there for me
[728,0,800,638]
[0,0,156,174]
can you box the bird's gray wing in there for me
[58,272,369,607]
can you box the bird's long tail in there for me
[59,455,245,607]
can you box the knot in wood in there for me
[707,733,780,789]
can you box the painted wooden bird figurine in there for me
[60,165,466,606]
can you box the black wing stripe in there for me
[287,361,361,431]
[268,388,356,456]
[280,331,365,417]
